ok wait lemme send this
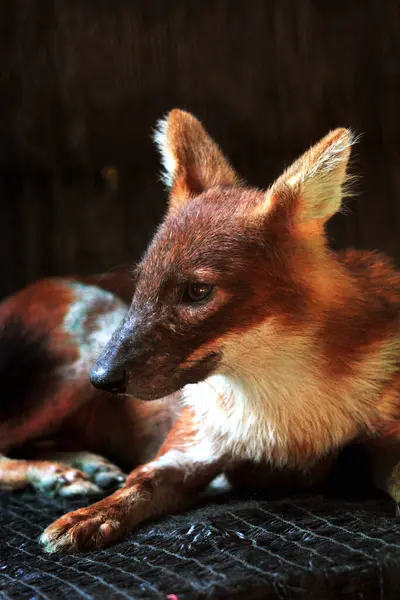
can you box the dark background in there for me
[1,0,400,299]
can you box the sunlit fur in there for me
[271,127,356,223]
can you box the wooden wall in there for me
[1,0,400,298]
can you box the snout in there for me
[88,312,222,400]
[89,361,127,394]
[88,312,160,396]
[89,315,137,395]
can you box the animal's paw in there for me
[72,454,126,492]
[29,464,103,498]
[39,501,127,553]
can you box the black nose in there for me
[90,363,127,394]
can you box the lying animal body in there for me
[0,110,399,553]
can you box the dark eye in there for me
[182,282,213,304]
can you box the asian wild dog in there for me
[0,110,399,554]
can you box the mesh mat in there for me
[1,489,399,600]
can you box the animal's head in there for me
[90,109,354,400]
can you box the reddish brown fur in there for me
[108,186,317,400]
[0,275,177,496]
[162,109,240,208]
[327,251,400,377]
[1,109,399,553]
[0,279,77,358]
[0,280,81,452]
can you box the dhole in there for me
[0,110,399,554]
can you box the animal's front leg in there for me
[40,411,223,553]
[40,455,221,553]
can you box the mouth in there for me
[129,351,221,401]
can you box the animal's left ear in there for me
[267,128,355,225]
[154,109,240,210]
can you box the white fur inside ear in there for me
[153,116,176,188]
[304,129,355,185]
[289,128,357,222]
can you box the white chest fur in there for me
[184,372,303,465]
[182,322,390,467]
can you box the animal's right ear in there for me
[256,128,355,228]
[153,109,240,210]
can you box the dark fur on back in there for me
[0,316,60,419]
